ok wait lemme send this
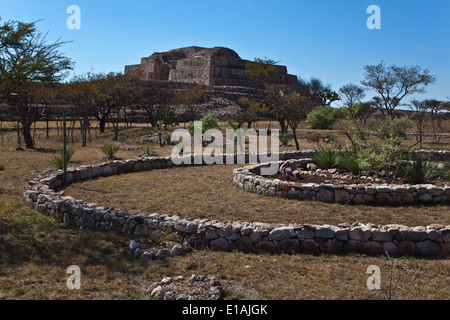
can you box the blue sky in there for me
[1,0,449,105]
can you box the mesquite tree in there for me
[361,61,435,117]
[0,18,73,148]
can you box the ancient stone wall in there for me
[23,151,450,258]
[125,46,297,87]
[234,159,450,205]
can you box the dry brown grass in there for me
[66,164,450,227]
[0,124,449,300]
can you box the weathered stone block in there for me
[299,239,319,254]
[268,227,297,241]
[362,241,382,255]
[210,238,229,251]
[335,228,348,241]
[320,239,342,254]
[315,225,336,239]
[372,230,392,242]
[382,242,398,256]
[348,227,371,242]
[334,189,351,204]
[230,236,253,252]
[427,229,444,243]
[278,239,299,252]
[353,194,375,205]
[316,189,334,203]
[415,240,441,257]
[398,240,415,256]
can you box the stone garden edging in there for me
[22,151,450,259]
[233,159,450,205]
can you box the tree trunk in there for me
[99,118,106,133]
[22,123,34,149]
[291,125,300,150]
[0,120,3,146]
[17,121,21,147]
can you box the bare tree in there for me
[425,99,445,143]
[409,100,429,148]
[339,83,366,109]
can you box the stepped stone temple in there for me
[124,46,298,87]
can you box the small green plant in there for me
[401,156,438,184]
[163,133,172,145]
[356,146,384,174]
[228,294,245,300]
[306,105,339,129]
[312,145,341,169]
[52,147,76,170]
[441,161,450,182]
[142,145,153,155]
[338,151,360,175]
[188,112,220,136]
[228,121,239,131]
[279,134,291,146]
[101,143,120,159]
[326,134,337,143]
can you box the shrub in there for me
[356,117,412,182]
[356,146,384,174]
[228,121,239,131]
[326,134,337,143]
[189,112,220,136]
[279,134,291,146]
[313,145,341,169]
[163,133,172,145]
[338,151,360,175]
[441,162,450,182]
[400,157,438,184]
[101,143,120,159]
[306,106,339,130]
[52,147,75,170]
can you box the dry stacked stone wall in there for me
[234,159,450,205]
[23,151,450,258]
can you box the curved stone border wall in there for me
[233,160,450,205]
[23,152,450,258]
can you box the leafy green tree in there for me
[0,18,73,148]
[244,57,280,85]
[361,61,435,117]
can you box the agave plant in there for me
[52,146,76,170]
[279,134,291,146]
[312,145,341,169]
[338,151,360,175]
[401,156,438,184]
[101,143,120,159]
